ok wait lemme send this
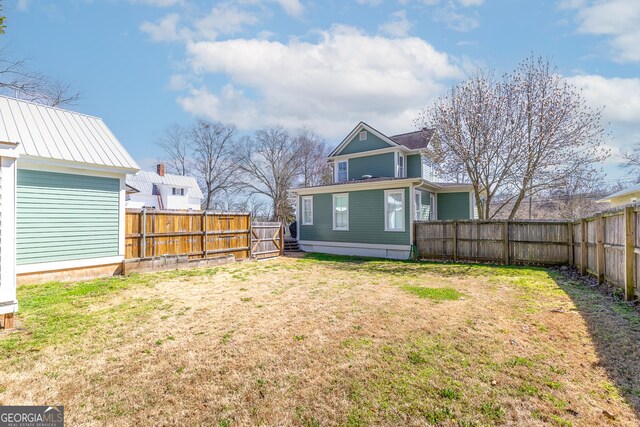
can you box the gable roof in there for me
[0,95,139,171]
[389,129,435,150]
[597,183,640,203]
[329,122,435,157]
[126,170,204,199]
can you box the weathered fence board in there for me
[416,207,640,300]
[125,210,251,261]
[251,222,284,259]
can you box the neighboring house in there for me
[291,122,476,259]
[125,164,203,210]
[597,184,640,208]
[0,95,139,318]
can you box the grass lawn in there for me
[2,254,640,426]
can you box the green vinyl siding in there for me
[348,153,395,180]
[437,192,471,220]
[299,188,410,246]
[407,154,422,178]
[17,169,120,265]
[339,131,393,155]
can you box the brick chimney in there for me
[156,163,165,177]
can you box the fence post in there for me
[141,209,147,259]
[503,221,509,265]
[580,219,587,275]
[452,221,458,262]
[280,223,285,256]
[202,211,207,259]
[624,206,635,301]
[567,221,574,266]
[596,213,605,284]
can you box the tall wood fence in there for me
[415,205,638,300]
[251,222,285,259]
[125,210,252,261]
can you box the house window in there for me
[414,190,432,220]
[385,189,405,232]
[301,196,313,225]
[333,193,349,231]
[172,188,185,196]
[396,153,405,178]
[336,160,348,183]
[359,130,367,141]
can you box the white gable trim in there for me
[329,122,402,158]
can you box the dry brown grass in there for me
[1,253,640,426]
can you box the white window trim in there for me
[332,193,349,231]
[384,189,405,232]
[336,160,348,183]
[395,152,406,178]
[414,190,422,221]
[431,193,437,220]
[301,196,313,225]
[359,130,367,141]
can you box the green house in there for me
[291,122,476,259]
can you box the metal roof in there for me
[0,95,139,171]
[598,183,640,202]
[126,170,204,199]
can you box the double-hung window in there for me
[385,189,405,232]
[301,196,313,225]
[336,160,348,183]
[396,154,405,178]
[333,193,349,231]
[172,187,185,196]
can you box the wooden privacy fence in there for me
[415,205,639,301]
[125,210,252,261]
[251,222,285,259]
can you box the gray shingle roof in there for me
[389,128,435,150]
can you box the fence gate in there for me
[251,222,284,259]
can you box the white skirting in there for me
[298,240,411,260]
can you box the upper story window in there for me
[301,196,313,225]
[336,160,348,183]
[396,153,405,178]
[172,187,185,196]
[359,130,367,141]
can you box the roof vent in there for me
[361,174,372,179]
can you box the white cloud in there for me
[180,25,461,137]
[140,13,192,42]
[379,10,412,37]
[195,4,259,40]
[356,0,383,6]
[272,0,304,16]
[434,4,480,32]
[130,0,184,7]
[458,0,483,6]
[565,0,640,62]
[567,74,640,124]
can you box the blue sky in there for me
[4,0,639,184]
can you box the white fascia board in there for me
[290,178,421,195]
[328,146,418,161]
[19,155,139,175]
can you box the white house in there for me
[0,95,139,324]
[125,164,203,210]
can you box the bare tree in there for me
[419,56,609,219]
[505,56,608,219]
[192,121,237,210]
[295,127,332,187]
[418,70,521,219]
[157,124,190,176]
[622,144,640,183]
[235,126,305,222]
